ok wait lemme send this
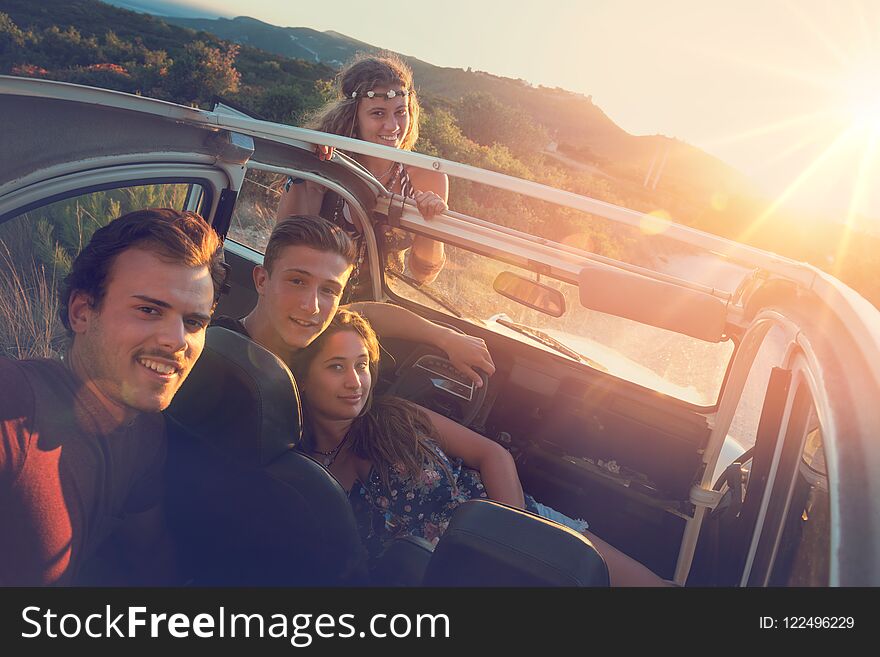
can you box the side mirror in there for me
[492,272,566,317]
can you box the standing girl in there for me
[277,54,447,298]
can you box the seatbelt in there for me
[735,368,792,568]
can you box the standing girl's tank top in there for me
[316,163,417,302]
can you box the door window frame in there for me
[741,349,828,586]
[1,164,228,226]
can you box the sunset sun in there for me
[844,84,880,134]
[728,35,880,249]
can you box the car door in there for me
[689,274,880,586]
[729,298,880,587]
[0,76,252,358]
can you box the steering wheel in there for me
[385,348,489,427]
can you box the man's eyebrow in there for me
[132,294,171,309]
[133,295,211,322]
[280,268,343,289]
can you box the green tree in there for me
[101,29,133,60]
[247,82,325,124]
[127,45,171,96]
[39,25,101,66]
[0,12,37,68]
[162,40,241,106]
[59,63,136,93]
[0,12,26,54]
[456,92,549,157]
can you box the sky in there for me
[110,0,880,229]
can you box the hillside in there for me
[167,15,372,68]
[158,12,880,301]
[1,0,334,121]
[164,15,754,211]
[2,0,877,306]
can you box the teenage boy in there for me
[214,214,494,384]
[0,209,225,585]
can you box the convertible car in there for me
[2,75,879,586]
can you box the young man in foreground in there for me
[0,209,225,585]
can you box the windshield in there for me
[386,242,734,406]
[226,166,734,406]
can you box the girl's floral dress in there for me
[348,439,542,561]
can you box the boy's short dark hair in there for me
[60,208,225,331]
[265,215,357,274]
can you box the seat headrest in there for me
[423,499,610,586]
[166,326,302,465]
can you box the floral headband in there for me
[350,88,410,99]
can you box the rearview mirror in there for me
[492,272,565,317]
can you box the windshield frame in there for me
[381,236,739,410]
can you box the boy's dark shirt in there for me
[211,315,249,338]
[0,357,166,585]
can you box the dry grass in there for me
[0,241,65,360]
[228,169,283,252]
[0,183,192,360]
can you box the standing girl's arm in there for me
[406,168,448,284]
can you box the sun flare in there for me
[725,35,880,246]
[844,85,880,134]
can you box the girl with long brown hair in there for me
[292,309,667,586]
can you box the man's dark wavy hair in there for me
[60,208,225,331]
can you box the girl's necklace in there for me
[312,432,350,468]
[372,161,400,189]
[374,161,395,180]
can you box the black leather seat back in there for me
[167,326,300,463]
[423,499,610,586]
[164,326,368,585]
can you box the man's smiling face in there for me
[68,247,215,416]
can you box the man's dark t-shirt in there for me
[0,357,166,585]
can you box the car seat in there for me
[164,326,369,585]
[423,499,610,586]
